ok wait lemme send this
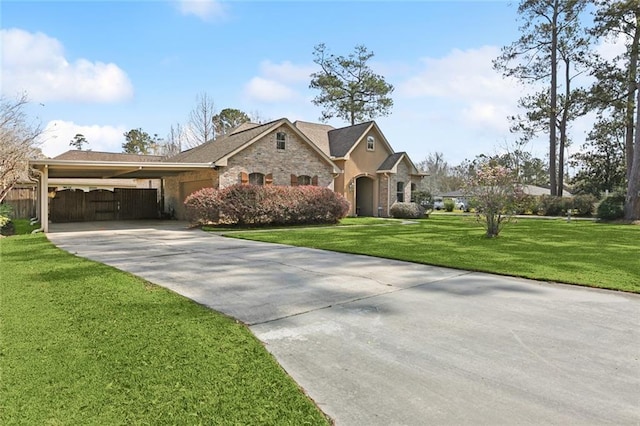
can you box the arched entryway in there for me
[355,176,374,216]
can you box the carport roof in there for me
[29,159,215,179]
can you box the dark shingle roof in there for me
[378,152,405,171]
[327,121,373,157]
[55,150,164,162]
[168,119,282,163]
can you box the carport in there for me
[29,158,214,232]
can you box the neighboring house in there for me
[520,185,573,197]
[28,118,425,229]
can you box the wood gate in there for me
[50,189,159,223]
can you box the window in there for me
[367,136,375,151]
[396,181,405,202]
[249,172,265,186]
[410,183,416,201]
[297,175,312,185]
[276,132,286,150]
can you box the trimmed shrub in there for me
[597,194,625,220]
[183,187,221,225]
[560,197,574,215]
[444,199,455,212]
[390,202,425,219]
[538,195,564,216]
[572,194,597,217]
[514,194,537,215]
[184,184,350,226]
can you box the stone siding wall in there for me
[378,174,389,217]
[388,161,412,208]
[219,126,334,189]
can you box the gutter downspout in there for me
[30,167,45,233]
[27,172,40,225]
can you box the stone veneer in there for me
[218,126,334,189]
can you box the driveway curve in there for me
[48,221,640,425]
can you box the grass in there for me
[12,218,40,235]
[224,215,640,293]
[0,234,329,425]
[201,216,393,232]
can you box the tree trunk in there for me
[549,3,559,196]
[625,11,640,180]
[558,57,571,198]
[624,82,640,221]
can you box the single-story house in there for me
[29,118,426,231]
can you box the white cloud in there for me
[399,45,522,102]
[38,121,126,158]
[243,77,299,103]
[243,61,315,104]
[595,33,628,63]
[397,45,528,139]
[259,60,315,83]
[177,0,226,21]
[1,28,133,103]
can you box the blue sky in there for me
[1,0,620,165]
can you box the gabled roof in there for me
[55,150,165,162]
[327,121,396,159]
[169,120,280,164]
[169,118,340,172]
[377,152,426,176]
[229,122,261,135]
[294,121,334,156]
[327,122,373,158]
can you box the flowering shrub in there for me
[184,184,350,226]
[390,202,425,219]
[464,165,523,238]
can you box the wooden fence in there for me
[50,189,159,223]
[2,187,37,219]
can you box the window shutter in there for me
[240,172,248,185]
[265,173,273,185]
[290,174,298,186]
[312,175,318,186]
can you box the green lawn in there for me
[224,216,640,293]
[0,234,328,425]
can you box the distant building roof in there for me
[55,150,164,162]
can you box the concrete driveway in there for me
[47,221,640,425]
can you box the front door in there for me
[355,177,374,216]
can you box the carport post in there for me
[40,165,49,233]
